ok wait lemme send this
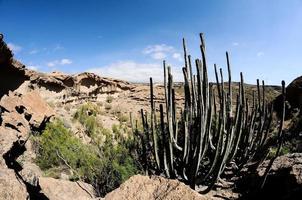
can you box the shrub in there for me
[106,95,114,103]
[33,119,140,197]
[268,145,291,159]
[118,113,129,123]
[34,119,102,181]
[73,103,102,137]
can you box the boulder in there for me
[0,168,29,200]
[274,76,302,118]
[258,153,302,185]
[240,153,302,200]
[0,90,55,132]
[104,175,208,200]
[39,177,95,200]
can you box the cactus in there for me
[133,33,285,193]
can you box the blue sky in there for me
[1,0,302,85]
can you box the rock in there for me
[240,153,302,200]
[0,168,29,200]
[103,175,208,200]
[258,153,302,185]
[19,162,43,187]
[0,64,55,199]
[39,177,96,200]
[0,90,55,133]
[274,76,302,118]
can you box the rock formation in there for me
[103,175,208,200]
[274,76,302,118]
[236,153,302,200]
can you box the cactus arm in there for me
[150,78,160,170]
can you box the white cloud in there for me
[7,43,22,53]
[60,58,72,65]
[172,53,183,62]
[143,44,174,55]
[143,44,183,62]
[151,52,167,60]
[232,42,239,46]
[257,51,264,57]
[88,60,183,82]
[47,58,72,67]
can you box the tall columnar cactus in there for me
[134,33,285,193]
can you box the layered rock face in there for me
[0,33,132,103]
[0,60,132,104]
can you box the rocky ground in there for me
[1,34,301,199]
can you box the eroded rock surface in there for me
[274,76,302,118]
[103,175,207,200]
[0,168,28,200]
[39,177,95,200]
[258,153,302,192]
[238,153,302,200]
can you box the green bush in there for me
[118,113,129,123]
[34,119,101,180]
[33,119,140,197]
[73,103,102,137]
[268,145,291,159]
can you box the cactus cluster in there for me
[132,33,285,193]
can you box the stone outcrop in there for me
[0,90,53,199]
[0,60,133,103]
[274,76,302,118]
[103,175,207,200]
[258,153,302,192]
[0,168,28,200]
[39,177,95,200]
[238,153,302,200]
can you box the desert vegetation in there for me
[33,103,140,196]
[132,33,286,193]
